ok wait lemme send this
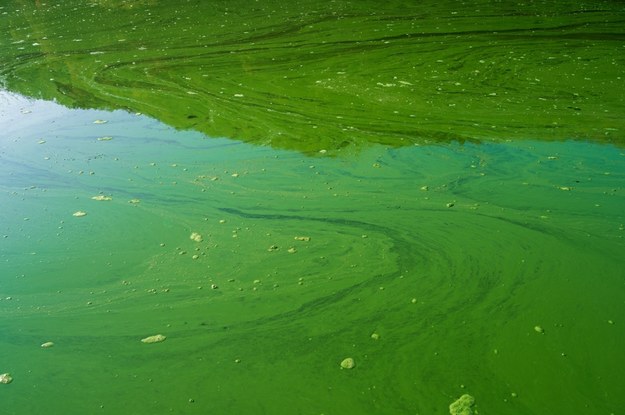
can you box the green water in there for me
[2,0,625,150]
[1,1,625,414]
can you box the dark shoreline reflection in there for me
[1,0,623,152]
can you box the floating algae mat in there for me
[1,0,625,150]
[1,1,625,414]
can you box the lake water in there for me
[1,1,624,414]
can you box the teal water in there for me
[1,1,625,414]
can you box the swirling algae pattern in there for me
[1,2,625,415]
[0,93,624,413]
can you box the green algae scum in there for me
[1,1,624,414]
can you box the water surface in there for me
[1,1,625,415]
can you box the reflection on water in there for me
[1,1,625,414]
[1,0,624,151]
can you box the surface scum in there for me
[1,1,625,414]
[0,0,624,151]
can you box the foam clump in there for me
[449,394,476,415]
[141,334,166,344]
